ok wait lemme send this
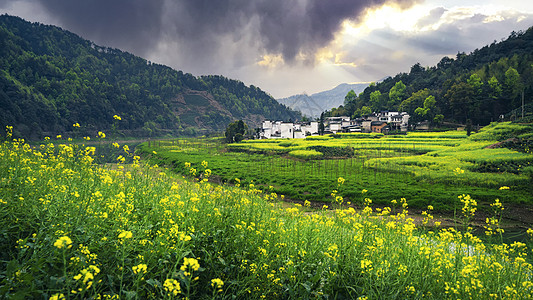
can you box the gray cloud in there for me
[27,0,165,56]
[416,7,446,28]
[28,0,417,65]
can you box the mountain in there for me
[328,28,533,125]
[277,83,369,118]
[0,15,300,139]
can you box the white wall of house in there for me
[329,123,342,133]
[262,121,272,129]
[280,123,294,139]
[402,114,410,130]
[362,120,372,132]
[294,131,306,139]
[296,122,318,137]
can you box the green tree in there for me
[369,90,383,112]
[465,119,473,136]
[467,74,483,94]
[344,90,357,105]
[225,120,248,143]
[388,80,407,109]
[445,81,475,123]
[400,89,430,116]
[414,95,437,123]
[488,76,502,99]
[504,67,522,108]
[433,114,444,127]
[319,112,325,135]
[352,106,371,118]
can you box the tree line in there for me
[326,28,533,127]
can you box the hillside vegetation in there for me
[0,15,300,139]
[328,27,533,127]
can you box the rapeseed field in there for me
[1,126,532,299]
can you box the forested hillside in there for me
[328,27,533,127]
[0,15,300,138]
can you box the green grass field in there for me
[1,126,533,299]
[138,123,533,210]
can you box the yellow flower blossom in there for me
[180,257,200,273]
[54,236,72,249]
[49,293,65,300]
[118,230,133,239]
[211,278,224,290]
[132,264,148,274]
[163,278,181,296]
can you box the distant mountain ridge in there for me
[0,15,300,138]
[277,83,369,118]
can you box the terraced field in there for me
[139,122,533,210]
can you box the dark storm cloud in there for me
[32,0,165,54]
[30,0,418,63]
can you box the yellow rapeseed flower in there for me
[527,228,533,237]
[211,278,224,289]
[163,278,181,296]
[49,293,65,300]
[54,236,72,249]
[113,115,122,121]
[180,257,200,273]
[118,230,133,239]
[453,167,464,175]
[132,263,148,274]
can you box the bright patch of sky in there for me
[282,0,533,98]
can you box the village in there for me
[258,111,411,139]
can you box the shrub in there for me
[288,149,323,159]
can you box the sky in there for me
[1,0,533,98]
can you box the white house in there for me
[375,111,410,131]
[259,121,319,139]
[280,123,295,138]
[259,112,409,139]
[325,116,352,134]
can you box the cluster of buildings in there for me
[258,111,410,139]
